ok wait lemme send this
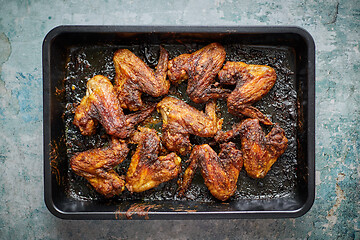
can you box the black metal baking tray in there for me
[43,26,315,220]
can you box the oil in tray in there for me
[62,43,298,202]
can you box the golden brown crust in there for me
[70,138,129,198]
[178,142,243,201]
[125,127,181,193]
[157,96,222,155]
[73,75,155,138]
[218,61,277,125]
[241,119,287,178]
[73,75,126,136]
[168,43,231,103]
[114,47,169,111]
[215,118,288,178]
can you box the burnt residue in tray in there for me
[61,43,297,202]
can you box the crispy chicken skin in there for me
[215,118,288,178]
[178,142,243,201]
[218,61,277,125]
[167,43,231,103]
[157,96,222,155]
[113,46,169,111]
[70,138,129,198]
[125,127,181,193]
[73,75,155,138]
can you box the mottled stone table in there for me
[0,0,358,239]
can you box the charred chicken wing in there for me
[113,46,169,111]
[125,127,182,193]
[70,138,129,198]
[178,142,243,201]
[157,96,222,155]
[215,118,288,178]
[73,75,155,138]
[218,61,277,125]
[168,43,231,103]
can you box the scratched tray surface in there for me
[59,43,300,205]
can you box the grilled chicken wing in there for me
[178,142,243,201]
[168,43,231,103]
[215,118,288,178]
[157,96,222,155]
[114,46,169,111]
[126,127,181,193]
[73,75,155,138]
[218,61,277,125]
[70,138,129,198]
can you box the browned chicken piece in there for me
[168,43,231,103]
[125,127,181,193]
[218,61,277,125]
[215,118,288,178]
[157,96,222,155]
[113,46,169,111]
[73,75,155,138]
[178,142,243,201]
[70,138,129,198]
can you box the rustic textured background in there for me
[0,0,359,239]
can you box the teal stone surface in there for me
[0,0,359,239]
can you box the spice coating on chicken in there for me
[215,118,288,178]
[73,75,155,138]
[114,46,169,111]
[218,61,277,125]
[125,127,181,193]
[178,142,243,201]
[241,119,288,178]
[157,96,222,155]
[168,43,231,103]
[70,138,129,198]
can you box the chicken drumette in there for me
[157,96,222,155]
[215,118,288,178]
[168,43,231,103]
[113,46,169,111]
[70,138,129,198]
[126,127,181,193]
[218,61,277,125]
[73,75,155,138]
[178,142,243,201]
